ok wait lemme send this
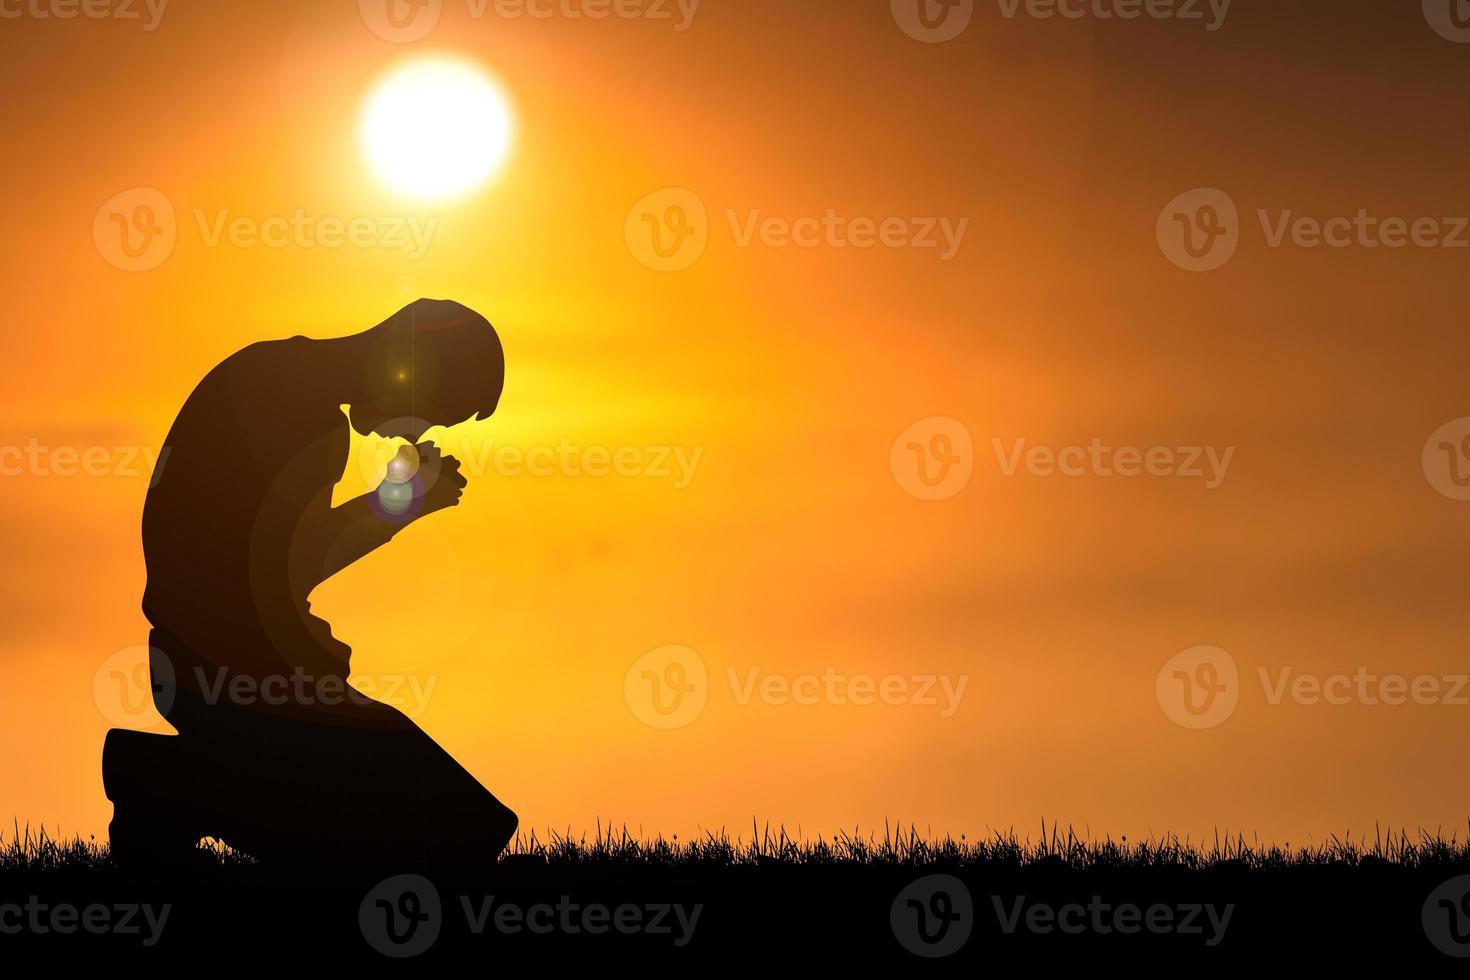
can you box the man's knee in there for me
[484,796,518,850]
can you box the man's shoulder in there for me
[189,336,311,396]
[166,335,325,446]
[222,335,310,367]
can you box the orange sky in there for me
[3,1,1470,848]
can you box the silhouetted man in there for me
[103,298,517,879]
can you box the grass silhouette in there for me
[6,818,1470,963]
[8,818,1470,873]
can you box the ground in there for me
[3,823,1467,966]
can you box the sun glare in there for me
[359,57,515,204]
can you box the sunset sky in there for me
[4,1,1470,849]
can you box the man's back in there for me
[142,337,352,698]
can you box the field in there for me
[4,821,1468,966]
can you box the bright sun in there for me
[360,57,515,204]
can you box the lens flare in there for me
[384,444,420,484]
[377,478,414,516]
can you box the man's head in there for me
[347,298,505,441]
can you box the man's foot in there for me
[102,729,209,871]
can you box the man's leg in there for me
[201,697,517,881]
[107,681,516,879]
[312,700,519,881]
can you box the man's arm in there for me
[302,442,468,586]
[315,492,404,583]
